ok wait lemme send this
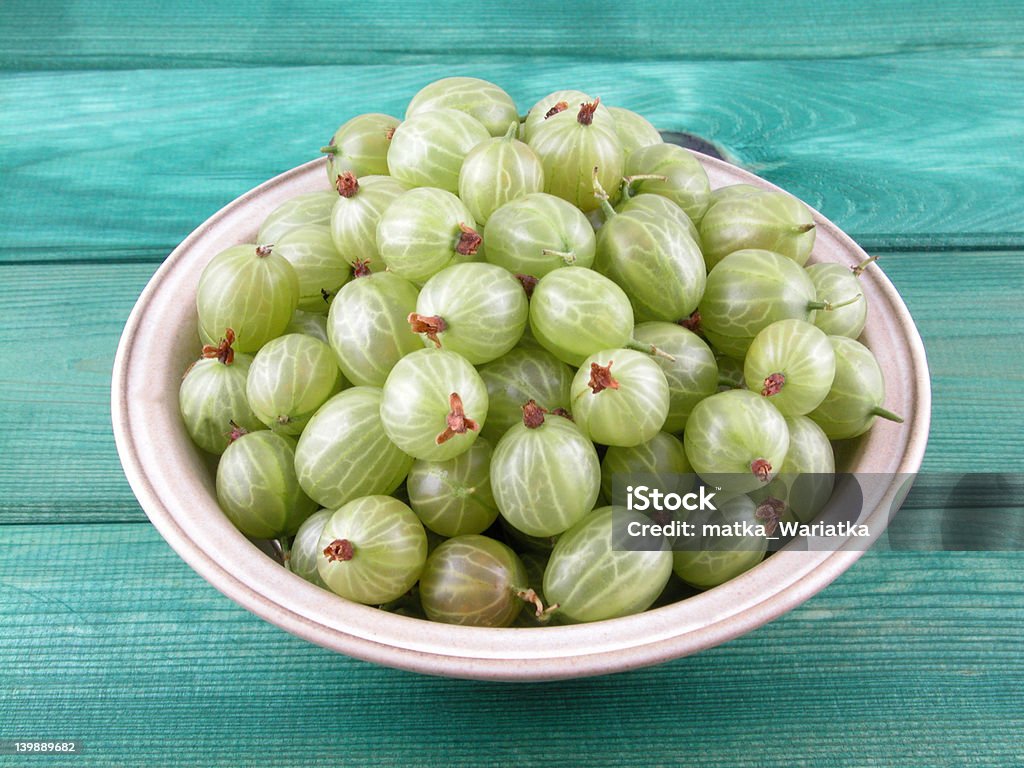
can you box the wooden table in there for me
[2,2,1022,765]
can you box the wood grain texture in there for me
[0,523,1022,767]
[1,3,1021,764]
[0,252,1019,526]
[2,57,1023,261]
[1,0,1022,69]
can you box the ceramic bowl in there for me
[112,154,930,681]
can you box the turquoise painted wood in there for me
[1,2,1023,765]
[2,524,1023,767]
[1,0,1022,68]
[2,57,1023,258]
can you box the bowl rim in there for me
[112,153,931,681]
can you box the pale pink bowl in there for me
[112,156,930,681]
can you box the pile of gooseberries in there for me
[179,76,903,628]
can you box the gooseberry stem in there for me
[522,400,547,429]
[435,392,480,444]
[202,328,236,365]
[540,248,577,265]
[407,313,447,348]
[501,121,518,140]
[871,406,904,423]
[625,339,676,362]
[577,98,600,126]
[515,273,539,297]
[852,255,879,276]
[227,419,247,442]
[351,258,372,278]
[586,361,619,394]
[679,310,701,333]
[543,101,569,120]
[761,372,786,397]
[751,459,773,483]
[335,171,359,198]
[276,535,293,571]
[808,293,862,312]
[514,587,558,620]
[455,223,482,256]
[754,498,785,537]
[620,173,669,199]
[592,166,618,219]
[323,538,355,562]
[319,145,338,155]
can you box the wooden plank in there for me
[0,252,1020,525]
[0,523,1022,766]
[0,264,153,523]
[1,57,1023,261]
[1,0,1022,69]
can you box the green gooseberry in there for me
[216,430,317,539]
[672,494,767,590]
[522,89,605,142]
[293,387,413,509]
[608,105,663,157]
[196,243,299,352]
[631,322,719,432]
[329,173,409,275]
[406,438,500,538]
[273,225,350,313]
[387,108,490,192]
[283,309,330,343]
[805,256,876,338]
[750,415,835,524]
[320,113,400,182]
[458,122,545,225]
[483,192,596,277]
[289,508,333,588]
[179,332,264,455]
[543,506,673,623]
[257,191,338,246]
[570,349,670,447]
[409,262,528,364]
[316,496,427,605]
[245,333,344,436]
[326,271,421,388]
[743,319,837,416]
[698,249,857,359]
[405,76,519,138]
[601,431,693,507]
[699,187,816,270]
[807,336,903,439]
[623,143,712,224]
[490,401,600,538]
[683,389,790,494]
[379,348,489,462]
[376,186,482,285]
[477,346,574,443]
[418,535,531,627]
[593,188,706,324]
[528,98,624,212]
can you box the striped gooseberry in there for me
[316,495,427,605]
[293,387,413,509]
[380,348,488,461]
[409,262,528,364]
[490,401,600,538]
[570,349,670,447]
